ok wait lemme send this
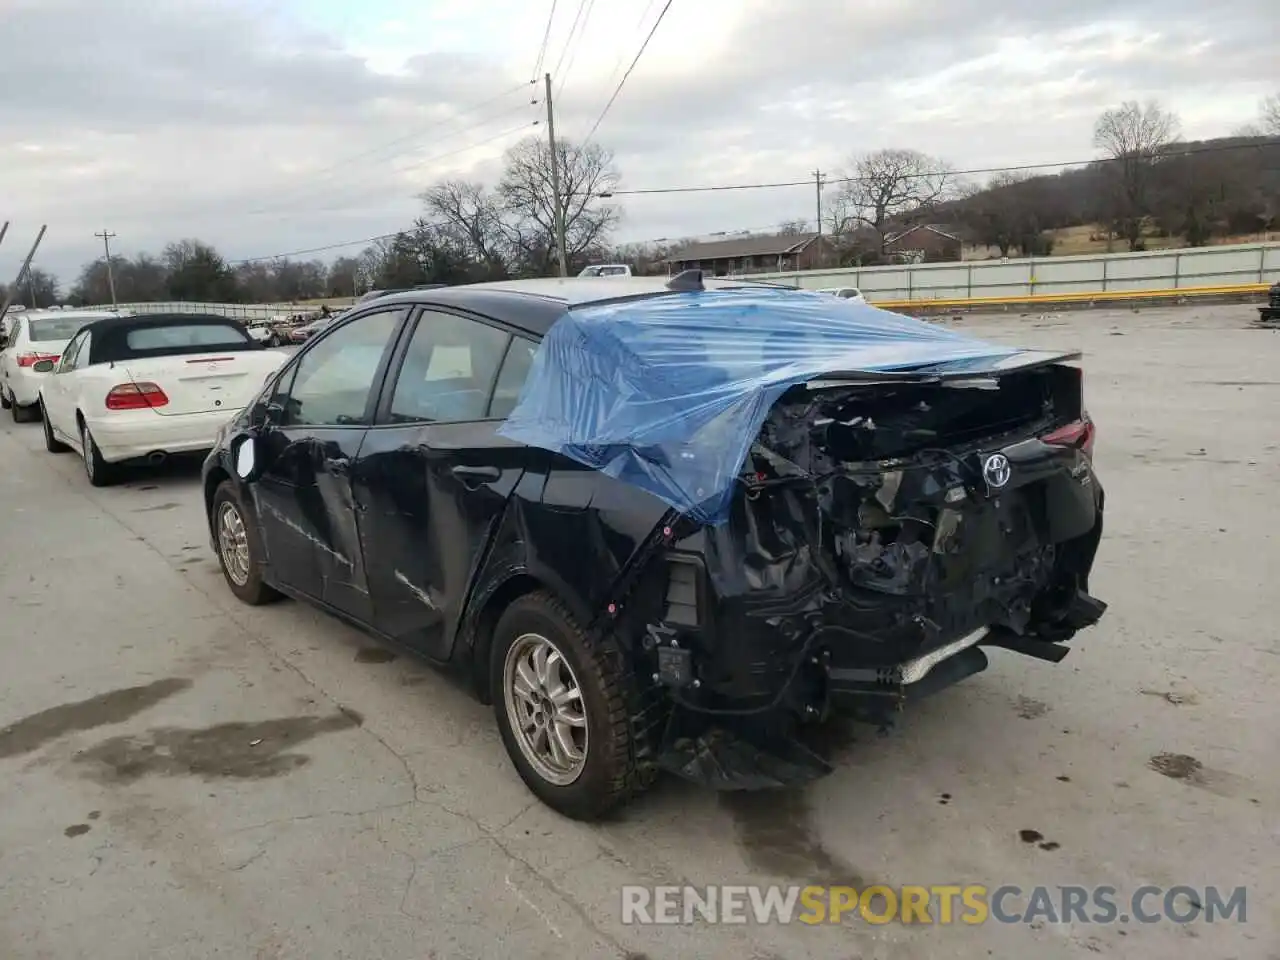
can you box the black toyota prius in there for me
[202,275,1106,820]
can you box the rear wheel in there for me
[12,398,39,423]
[490,591,652,820]
[80,422,119,487]
[212,480,280,605]
[40,401,69,452]
[0,389,10,410]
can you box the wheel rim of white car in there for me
[217,502,252,587]
[502,632,588,786]
[80,426,94,480]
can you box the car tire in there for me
[0,389,10,410]
[40,401,69,452]
[211,480,281,605]
[490,590,652,820]
[80,421,119,487]
[12,398,39,423]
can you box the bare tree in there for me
[1092,100,1181,251]
[959,173,1032,257]
[326,257,361,298]
[829,149,954,256]
[420,180,514,278]
[776,219,809,236]
[498,136,622,275]
[18,268,61,308]
[1262,92,1280,136]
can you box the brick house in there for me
[664,232,835,275]
[882,224,964,263]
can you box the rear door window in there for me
[488,338,537,419]
[387,310,510,423]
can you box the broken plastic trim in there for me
[894,626,989,685]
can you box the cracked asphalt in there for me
[1,303,1276,959]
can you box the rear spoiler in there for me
[803,349,1082,389]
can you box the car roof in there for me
[367,276,794,338]
[76,312,245,336]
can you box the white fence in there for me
[109,301,308,320]
[744,241,1280,303]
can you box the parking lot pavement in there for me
[1,302,1276,959]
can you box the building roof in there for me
[664,232,820,263]
[884,224,963,246]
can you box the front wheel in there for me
[211,480,280,605]
[490,591,652,820]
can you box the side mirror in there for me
[232,434,262,482]
[32,359,57,373]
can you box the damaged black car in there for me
[202,273,1106,820]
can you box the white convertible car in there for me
[35,313,289,486]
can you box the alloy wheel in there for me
[217,501,252,587]
[502,632,589,786]
[81,425,94,481]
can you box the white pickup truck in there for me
[577,264,633,277]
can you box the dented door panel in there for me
[354,421,526,659]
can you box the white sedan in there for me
[817,286,867,303]
[0,309,123,422]
[35,313,289,486]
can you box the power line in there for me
[607,138,1280,196]
[223,137,1280,267]
[596,0,660,102]
[286,81,536,186]
[245,116,540,218]
[305,121,539,214]
[231,217,798,268]
[531,0,558,81]
[582,0,674,145]
[231,232,402,265]
[552,0,594,99]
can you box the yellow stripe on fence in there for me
[872,282,1271,310]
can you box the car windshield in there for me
[125,323,250,350]
[28,316,87,341]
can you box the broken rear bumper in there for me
[822,586,1106,724]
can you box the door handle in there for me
[451,464,501,488]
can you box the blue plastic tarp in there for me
[498,287,1025,525]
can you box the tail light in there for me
[106,382,169,411]
[17,352,60,368]
[1042,416,1095,458]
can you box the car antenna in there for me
[665,269,705,292]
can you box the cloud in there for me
[1,0,1273,286]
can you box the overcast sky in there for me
[2,0,1274,285]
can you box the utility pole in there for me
[813,169,827,267]
[0,224,48,326]
[0,221,9,252]
[544,72,569,277]
[95,229,119,308]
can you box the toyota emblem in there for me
[982,453,1011,489]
